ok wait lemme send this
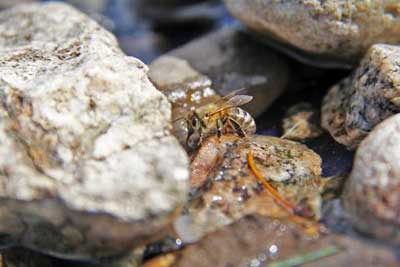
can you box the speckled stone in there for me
[224,0,400,62]
[322,44,400,149]
[344,114,400,246]
[0,2,188,260]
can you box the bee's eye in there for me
[191,116,199,127]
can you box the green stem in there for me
[266,245,342,267]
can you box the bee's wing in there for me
[207,94,253,116]
[213,88,246,105]
[222,95,253,107]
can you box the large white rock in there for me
[0,2,188,260]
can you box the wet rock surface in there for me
[169,27,290,117]
[224,0,400,63]
[344,114,400,245]
[174,135,325,243]
[0,2,188,260]
[322,44,400,149]
[157,215,399,267]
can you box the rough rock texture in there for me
[0,2,188,260]
[169,27,289,117]
[174,135,324,243]
[344,114,400,245]
[224,0,400,62]
[322,44,400,149]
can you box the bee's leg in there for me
[228,118,246,138]
[216,118,223,138]
[198,127,204,146]
[185,118,194,145]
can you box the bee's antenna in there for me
[172,116,185,123]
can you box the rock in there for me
[174,135,325,243]
[148,215,399,267]
[169,27,290,117]
[224,0,400,63]
[344,114,400,245]
[321,44,400,149]
[0,2,188,260]
[282,103,322,141]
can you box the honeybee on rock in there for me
[174,89,256,150]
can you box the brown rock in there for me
[174,135,324,243]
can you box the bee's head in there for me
[186,113,202,150]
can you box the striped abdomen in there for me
[224,107,256,136]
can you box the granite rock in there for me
[322,44,400,149]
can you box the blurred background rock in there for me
[6,0,231,63]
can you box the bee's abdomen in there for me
[227,108,256,135]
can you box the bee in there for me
[174,89,256,150]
